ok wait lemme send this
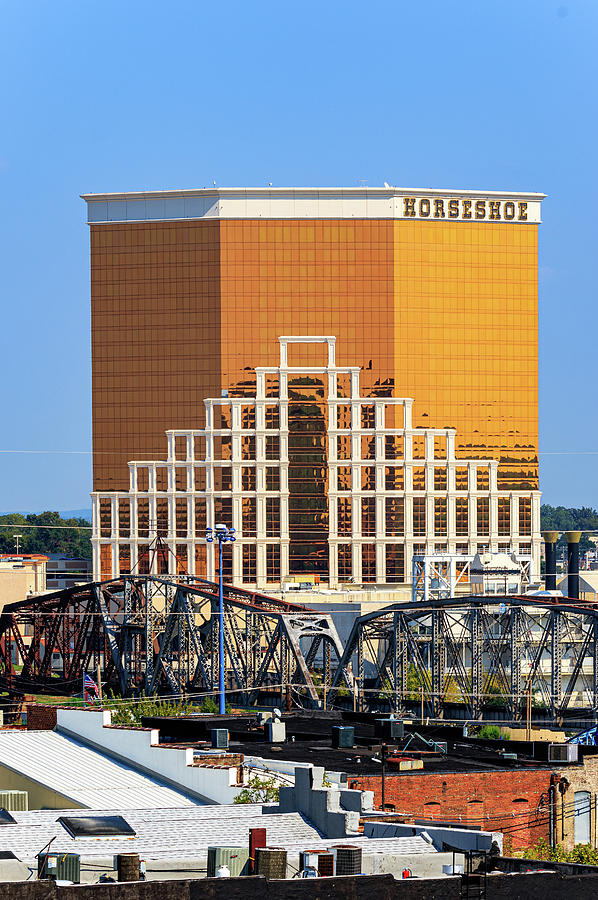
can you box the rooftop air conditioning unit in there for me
[332,726,354,749]
[211,729,229,750]
[37,853,80,883]
[207,846,250,878]
[548,743,578,763]
[374,719,405,741]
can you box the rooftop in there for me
[0,730,198,809]
[0,805,435,864]
[143,711,559,777]
[82,185,545,225]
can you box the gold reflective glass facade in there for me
[90,203,539,583]
[393,221,538,491]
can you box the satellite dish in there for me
[273,707,282,720]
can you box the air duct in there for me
[542,531,558,591]
[565,531,582,600]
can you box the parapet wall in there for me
[6,872,598,900]
[56,708,242,804]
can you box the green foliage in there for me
[540,505,598,554]
[103,692,230,725]
[234,775,280,804]
[522,838,598,864]
[475,724,510,740]
[0,511,92,559]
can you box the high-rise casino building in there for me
[84,186,543,587]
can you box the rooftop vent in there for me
[58,815,136,838]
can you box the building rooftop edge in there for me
[81,186,546,202]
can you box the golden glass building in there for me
[84,187,543,587]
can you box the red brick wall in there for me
[26,704,57,731]
[352,770,552,851]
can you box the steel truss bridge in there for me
[0,576,351,705]
[2,580,598,722]
[328,595,598,722]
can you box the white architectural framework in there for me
[92,337,541,588]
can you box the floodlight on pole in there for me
[206,523,236,714]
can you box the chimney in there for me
[565,531,582,600]
[542,531,558,591]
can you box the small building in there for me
[0,555,47,608]
[45,555,92,591]
[557,571,598,603]
[470,551,526,595]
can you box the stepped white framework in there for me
[92,337,541,587]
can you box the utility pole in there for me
[13,534,23,555]
[381,742,388,811]
[206,524,236,715]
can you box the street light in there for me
[206,523,236,715]
[13,535,23,555]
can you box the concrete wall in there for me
[364,821,503,855]
[56,708,242,804]
[278,766,373,838]
[0,764,81,810]
[0,563,45,610]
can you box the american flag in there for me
[84,673,99,698]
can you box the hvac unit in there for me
[211,728,229,749]
[374,719,405,741]
[548,743,578,763]
[255,847,287,879]
[207,846,250,877]
[37,853,80,883]
[0,790,28,811]
[299,849,334,876]
[332,845,363,875]
[332,725,354,749]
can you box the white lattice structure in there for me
[92,336,541,588]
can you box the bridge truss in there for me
[0,576,351,705]
[329,595,598,722]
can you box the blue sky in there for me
[0,0,596,511]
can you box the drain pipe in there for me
[566,531,582,600]
[542,531,558,592]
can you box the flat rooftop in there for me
[82,185,545,225]
[143,712,556,777]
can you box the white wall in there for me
[56,708,243,805]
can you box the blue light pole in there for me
[206,523,236,715]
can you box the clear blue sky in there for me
[0,0,596,512]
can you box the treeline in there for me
[540,505,598,552]
[0,505,594,561]
[0,511,92,558]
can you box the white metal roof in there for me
[0,731,197,810]
[0,805,435,862]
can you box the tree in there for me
[234,775,280,804]
[540,506,597,554]
[0,511,92,558]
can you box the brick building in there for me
[352,769,552,852]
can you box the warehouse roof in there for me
[0,730,198,809]
[0,805,435,863]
